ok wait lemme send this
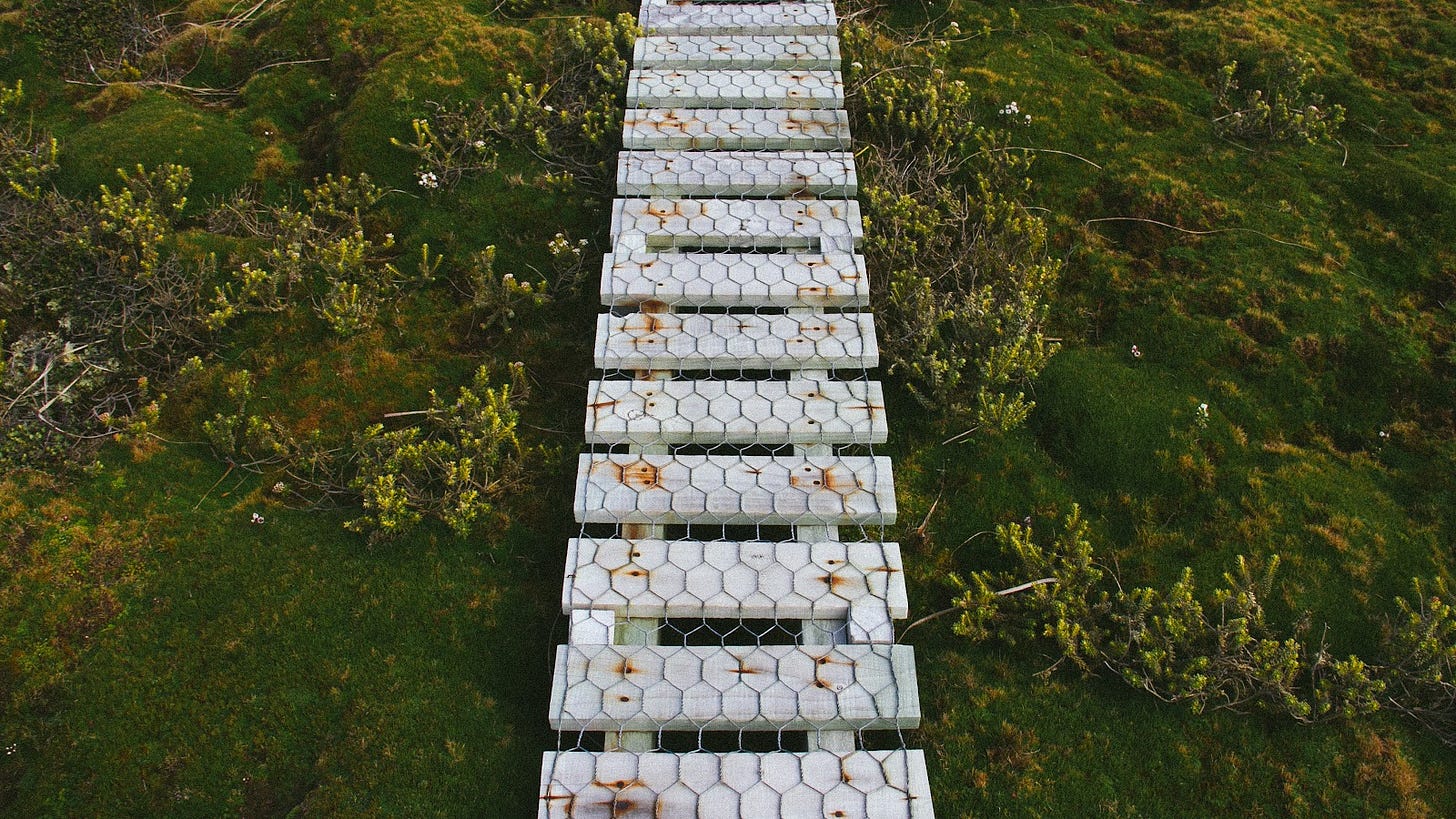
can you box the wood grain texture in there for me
[622,108,852,150]
[584,379,887,445]
[594,311,878,372]
[627,69,845,109]
[573,452,897,526]
[617,150,857,198]
[562,537,907,636]
[601,250,868,308]
[611,198,862,251]
[634,35,840,70]
[639,2,838,37]
[539,750,934,818]
[548,643,920,731]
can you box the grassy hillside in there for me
[1,0,1452,815]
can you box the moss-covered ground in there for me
[1,0,1453,814]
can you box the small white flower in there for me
[851,61,864,71]
[1379,429,1390,440]
[418,171,440,189]
[473,140,486,149]
[1025,114,1033,125]
[543,104,555,113]
[272,481,287,494]
[251,512,266,525]
[1131,344,1143,359]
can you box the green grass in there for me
[3,446,560,815]
[55,92,264,203]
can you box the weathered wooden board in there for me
[635,35,840,70]
[611,198,862,252]
[617,150,857,198]
[627,69,844,109]
[594,311,878,372]
[639,2,837,37]
[601,250,867,308]
[573,453,897,526]
[584,379,887,445]
[623,108,852,150]
[562,537,907,642]
[549,642,919,731]
[538,750,935,818]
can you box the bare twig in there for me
[1084,216,1323,255]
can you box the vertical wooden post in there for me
[793,347,855,753]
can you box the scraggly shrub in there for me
[201,363,538,545]
[952,506,1456,743]
[1,157,202,468]
[1383,578,1456,746]
[844,20,1060,432]
[209,173,425,336]
[347,364,531,542]
[1213,52,1346,145]
[395,14,637,196]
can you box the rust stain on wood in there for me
[621,460,662,490]
[625,313,669,334]
[791,465,857,494]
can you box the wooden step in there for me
[635,35,840,70]
[627,69,844,109]
[639,2,837,37]
[549,642,919,732]
[563,538,906,643]
[602,250,867,309]
[539,749,934,818]
[623,108,852,150]
[574,453,896,527]
[617,150,856,198]
[594,311,877,372]
[585,379,886,446]
[611,198,862,251]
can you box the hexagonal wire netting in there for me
[543,10,929,817]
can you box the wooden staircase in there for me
[540,2,935,815]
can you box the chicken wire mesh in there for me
[542,5,932,816]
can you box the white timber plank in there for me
[549,643,920,731]
[627,69,844,109]
[584,379,887,446]
[538,750,935,818]
[570,609,615,645]
[601,250,867,309]
[638,2,837,37]
[616,150,857,198]
[611,198,862,252]
[573,452,897,527]
[594,311,878,372]
[623,108,852,150]
[562,537,908,632]
[634,35,840,70]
